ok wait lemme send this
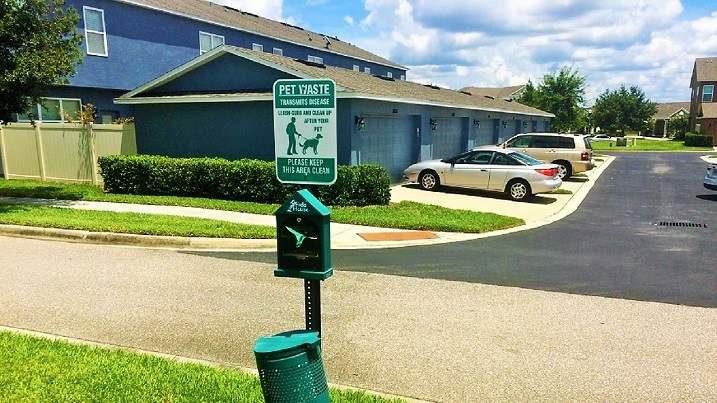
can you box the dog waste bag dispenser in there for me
[275,189,332,280]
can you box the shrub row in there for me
[97,155,390,206]
[684,133,714,147]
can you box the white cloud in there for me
[204,0,715,103]
[357,0,704,103]
[207,0,284,22]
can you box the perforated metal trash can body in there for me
[253,330,329,403]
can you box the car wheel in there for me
[507,179,532,201]
[419,171,440,190]
[555,162,572,179]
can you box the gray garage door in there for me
[359,116,417,182]
[475,121,495,146]
[432,117,464,159]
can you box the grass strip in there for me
[0,331,404,403]
[590,139,712,152]
[0,180,525,234]
[0,203,275,239]
[331,201,524,233]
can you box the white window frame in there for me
[702,84,714,102]
[353,65,360,72]
[400,75,405,80]
[308,55,323,64]
[17,98,83,123]
[199,31,224,54]
[273,47,283,56]
[252,43,263,52]
[83,6,108,57]
[364,67,371,74]
[387,72,393,78]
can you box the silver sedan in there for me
[403,148,562,201]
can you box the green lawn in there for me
[0,331,404,403]
[0,203,275,238]
[0,179,525,235]
[589,138,713,152]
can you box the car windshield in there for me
[508,151,542,166]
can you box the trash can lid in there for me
[253,329,321,358]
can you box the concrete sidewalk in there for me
[0,156,613,250]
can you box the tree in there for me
[518,66,588,133]
[590,85,657,135]
[0,0,83,123]
[667,114,688,139]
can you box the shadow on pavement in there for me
[398,183,558,204]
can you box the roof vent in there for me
[460,90,472,95]
[281,22,305,31]
[424,84,441,90]
[223,5,240,12]
[242,11,259,17]
[295,58,326,69]
[484,95,495,100]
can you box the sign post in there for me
[274,79,337,185]
[273,79,336,337]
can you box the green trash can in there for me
[253,330,329,403]
[616,137,627,147]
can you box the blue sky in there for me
[212,0,717,104]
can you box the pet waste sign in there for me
[273,78,337,185]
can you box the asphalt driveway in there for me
[228,152,717,307]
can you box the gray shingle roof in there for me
[121,46,553,117]
[459,85,526,100]
[699,103,717,119]
[116,0,405,70]
[653,102,690,120]
[692,57,717,84]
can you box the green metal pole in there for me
[304,185,322,337]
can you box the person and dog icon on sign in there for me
[286,116,323,155]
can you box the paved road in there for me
[209,152,717,307]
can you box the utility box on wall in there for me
[275,189,332,280]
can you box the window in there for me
[387,72,393,78]
[308,55,323,64]
[506,135,532,148]
[17,98,82,123]
[353,65,360,72]
[252,43,263,52]
[703,85,714,102]
[83,7,107,56]
[400,75,405,80]
[364,67,371,74]
[273,47,283,56]
[199,32,224,54]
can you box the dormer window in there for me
[308,55,323,64]
[199,32,224,54]
[703,85,714,102]
[252,43,263,52]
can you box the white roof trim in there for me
[112,0,406,71]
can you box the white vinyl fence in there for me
[0,122,137,185]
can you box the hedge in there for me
[684,133,714,147]
[97,155,390,206]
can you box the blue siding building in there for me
[18,0,407,124]
[118,47,553,182]
[10,0,553,181]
